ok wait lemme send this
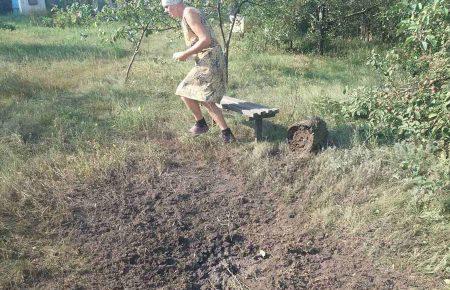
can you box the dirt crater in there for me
[49,148,434,289]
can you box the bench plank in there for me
[219,95,279,141]
[220,96,279,119]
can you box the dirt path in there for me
[52,147,430,289]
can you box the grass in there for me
[0,16,449,288]
[238,141,449,279]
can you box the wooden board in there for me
[219,96,279,119]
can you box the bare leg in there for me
[202,102,229,130]
[181,96,203,121]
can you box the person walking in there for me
[162,0,235,143]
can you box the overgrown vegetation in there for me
[0,20,14,30]
[0,0,449,287]
[344,0,449,153]
[47,3,95,28]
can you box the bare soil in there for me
[48,143,436,289]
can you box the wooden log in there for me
[287,117,328,153]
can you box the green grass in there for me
[0,16,448,288]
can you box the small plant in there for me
[0,21,15,31]
[50,3,95,28]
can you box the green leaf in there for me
[405,36,415,44]
[445,100,450,109]
[421,41,428,51]
[426,35,437,47]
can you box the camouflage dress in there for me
[175,9,227,103]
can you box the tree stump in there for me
[287,117,328,153]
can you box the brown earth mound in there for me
[287,117,328,153]
[46,145,434,289]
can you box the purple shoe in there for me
[189,123,209,135]
[221,129,236,143]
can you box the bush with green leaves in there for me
[241,1,302,51]
[236,0,404,54]
[344,0,449,153]
[50,3,95,28]
[97,0,171,43]
[0,21,15,31]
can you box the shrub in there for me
[343,0,450,153]
[50,3,95,28]
[0,21,15,30]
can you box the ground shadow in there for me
[235,115,365,147]
[241,118,288,143]
[279,66,302,78]
[327,123,398,150]
[302,68,350,84]
[1,90,115,145]
[250,61,349,84]
[240,121,363,148]
[0,79,181,146]
[327,124,356,149]
[0,43,128,62]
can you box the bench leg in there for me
[254,117,262,142]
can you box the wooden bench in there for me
[219,96,279,141]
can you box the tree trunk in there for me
[125,23,150,83]
[317,4,326,55]
[97,0,105,11]
[360,14,372,42]
[217,0,247,84]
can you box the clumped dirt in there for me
[287,117,328,154]
[50,144,433,289]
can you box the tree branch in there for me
[217,0,227,49]
[344,5,379,19]
[154,26,178,32]
[125,22,150,83]
[226,0,250,50]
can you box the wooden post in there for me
[254,117,262,142]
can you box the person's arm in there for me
[173,8,211,61]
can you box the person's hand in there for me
[172,51,189,61]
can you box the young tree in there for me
[99,0,176,82]
[192,0,269,80]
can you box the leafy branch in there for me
[98,0,177,83]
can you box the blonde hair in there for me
[161,0,182,6]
